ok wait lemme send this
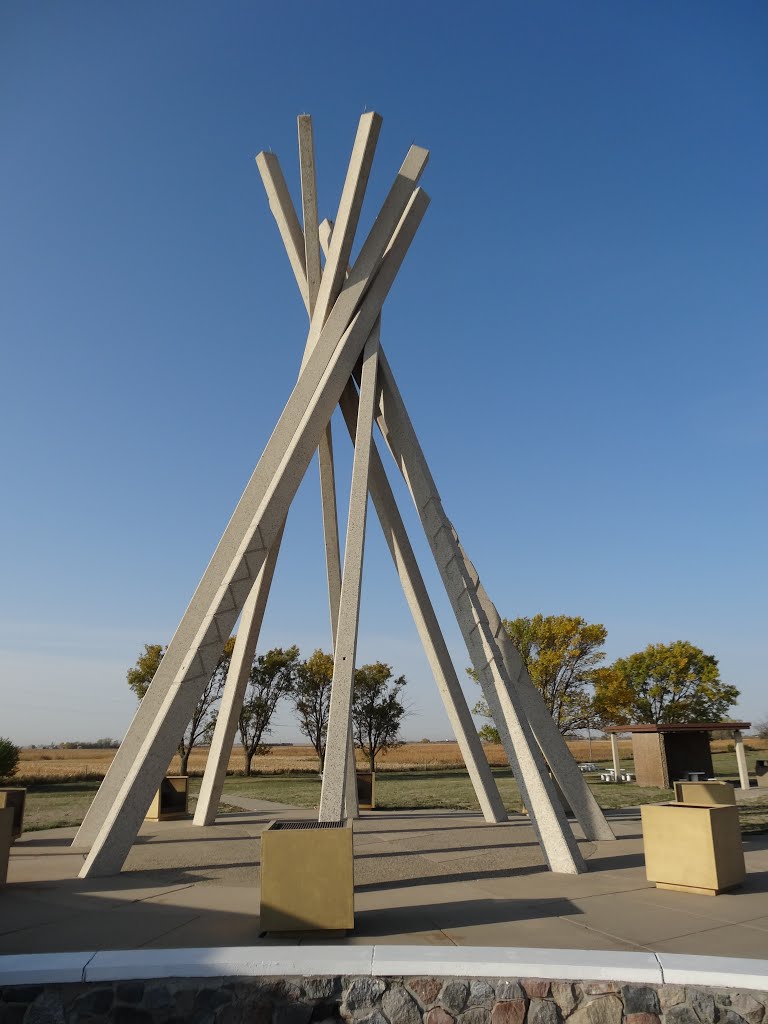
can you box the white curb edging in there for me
[371,947,662,982]
[83,946,375,982]
[657,952,768,990]
[0,946,768,991]
[0,952,97,985]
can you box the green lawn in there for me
[220,769,676,812]
[16,759,768,834]
[19,781,103,832]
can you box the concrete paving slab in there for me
[142,884,258,914]
[653,923,768,958]
[139,911,264,949]
[0,906,202,955]
[618,878,768,926]
[2,806,767,956]
[558,891,730,945]
[441,914,646,951]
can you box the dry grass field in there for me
[14,736,765,784]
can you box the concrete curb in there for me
[1,946,768,990]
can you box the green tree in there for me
[126,638,235,775]
[592,640,740,725]
[477,723,501,744]
[239,646,300,775]
[291,649,334,770]
[0,737,20,780]
[352,662,408,772]
[472,614,607,735]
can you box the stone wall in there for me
[2,975,768,1024]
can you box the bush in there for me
[0,737,20,780]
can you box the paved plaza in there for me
[3,802,768,957]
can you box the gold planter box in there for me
[641,802,745,895]
[145,776,189,821]
[260,820,354,933]
[0,788,26,840]
[0,807,13,885]
[673,781,736,806]
[356,771,376,810]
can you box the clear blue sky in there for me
[1,2,766,746]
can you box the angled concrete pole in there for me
[298,115,359,818]
[374,350,586,873]
[337,381,508,823]
[456,548,614,840]
[79,185,430,876]
[319,326,380,820]
[303,113,382,364]
[74,131,426,854]
[316,230,507,824]
[193,537,281,825]
[194,115,340,828]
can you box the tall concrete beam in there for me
[456,548,614,841]
[337,381,508,823]
[319,328,380,820]
[298,116,359,818]
[374,350,586,873]
[193,538,281,826]
[304,113,382,364]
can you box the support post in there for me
[299,117,358,819]
[193,539,281,825]
[460,560,614,839]
[375,352,586,873]
[337,381,507,823]
[734,730,750,790]
[611,732,621,783]
[319,328,380,820]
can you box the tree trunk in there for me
[179,750,190,776]
[369,749,375,773]
[245,750,253,776]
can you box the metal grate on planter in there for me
[268,820,346,830]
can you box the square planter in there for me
[673,781,736,806]
[756,761,768,788]
[0,788,26,840]
[0,806,13,885]
[356,771,376,810]
[641,802,745,895]
[260,819,354,933]
[145,776,189,821]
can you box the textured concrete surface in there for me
[5,806,768,956]
[319,329,380,821]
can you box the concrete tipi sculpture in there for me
[75,113,614,879]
